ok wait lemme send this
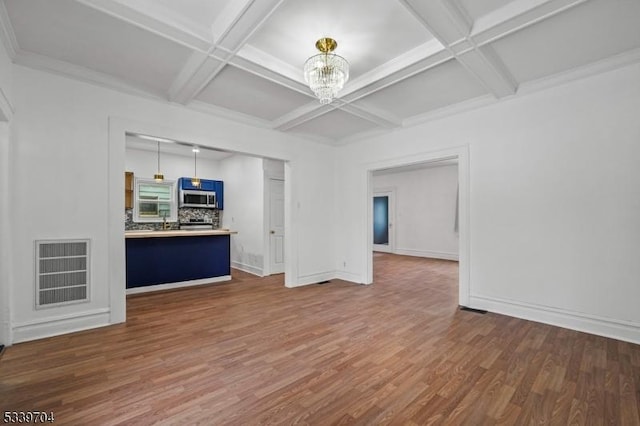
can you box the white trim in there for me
[469,295,640,345]
[126,276,232,295]
[286,271,334,288]
[231,262,263,277]
[0,86,13,122]
[15,51,166,102]
[0,1,17,59]
[393,248,459,261]
[12,308,111,343]
[364,145,470,307]
[334,270,365,284]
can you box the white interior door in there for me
[373,190,394,253]
[269,178,285,274]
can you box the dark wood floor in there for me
[1,253,639,425]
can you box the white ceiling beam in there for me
[272,102,337,131]
[272,46,453,132]
[169,53,224,104]
[229,45,312,96]
[169,0,286,105]
[337,103,403,129]
[399,0,517,98]
[471,0,590,46]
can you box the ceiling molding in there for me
[168,0,286,106]
[14,50,167,101]
[187,100,272,129]
[75,0,211,51]
[337,103,402,129]
[517,47,640,97]
[168,52,222,104]
[273,102,337,131]
[227,51,313,97]
[272,49,454,132]
[342,40,446,98]
[0,1,17,59]
[471,0,589,46]
[400,0,517,98]
[234,44,307,87]
[403,94,497,128]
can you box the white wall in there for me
[125,147,222,183]
[219,155,266,276]
[335,62,640,344]
[373,164,459,260]
[9,65,335,343]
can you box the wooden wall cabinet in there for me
[125,171,133,209]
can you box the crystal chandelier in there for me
[304,37,349,105]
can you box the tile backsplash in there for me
[125,207,221,231]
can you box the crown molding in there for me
[472,0,589,46]
[187,100,272,129]
[517,47,640,97]
[76,0,211,52]
[334,127,395,146]
[14,50,167,101]
[403,94,497,129]
[0,1,17,59]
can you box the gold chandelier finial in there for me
[315,37,337,54]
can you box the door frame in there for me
[364,145,470,307]
[372,188,395,253]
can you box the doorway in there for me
[373,189,394,253]
[365,146,470,307]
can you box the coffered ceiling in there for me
[2,0,639,145]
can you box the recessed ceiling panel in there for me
[457,0,513,20]
[491,0,640,84]
[287,109,381,141]
[196,65,313,120]
[6,0,193,94]
[246,0,434,80]
[354,59,488,119]
[124,0,233,32]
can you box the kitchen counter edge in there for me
[125,230,238,239]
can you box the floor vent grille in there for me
[35,239,90,308]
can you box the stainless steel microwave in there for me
[179,189,217,209]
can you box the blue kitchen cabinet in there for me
[179,178,215,191]
[214,180,224,210]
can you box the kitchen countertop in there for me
[125,229,237,239]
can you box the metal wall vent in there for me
[35,239,90,308]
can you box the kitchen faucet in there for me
[162,213,171,230]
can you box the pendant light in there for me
[191,147,200,187]
[153,141,164,182]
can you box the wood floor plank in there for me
[1,253,639,425]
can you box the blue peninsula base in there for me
[126,234,231,291]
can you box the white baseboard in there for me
[334,270,366,284]
[231,261,264,277]
[12,308,111,344]
[394,248,459,261]
[469,295,640,345]
[126,276,232,295]
[287,271,335,288]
